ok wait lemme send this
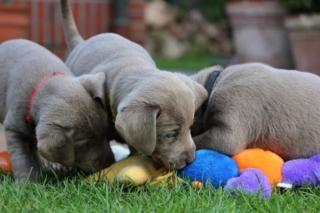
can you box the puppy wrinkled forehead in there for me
[52,92,107,134]
[156,92,195,126]
[76,106,106,133]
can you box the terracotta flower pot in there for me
[226,0,293,68]
[285,15,320,74]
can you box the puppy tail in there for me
[60,0,84,51]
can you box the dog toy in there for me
[87,148,320,199]
[0,151,12,173]
[225,148,284,198]
[177,148,284,198]
[279,154,320,187]
[87,155,179,186]
[177,150,239,188]
[233,148,284,185]
[225,168,272,198]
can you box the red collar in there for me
[24,71,64,123]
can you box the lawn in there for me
[155,54,224,72]
[1,56,319,213]
[0,174,320,213]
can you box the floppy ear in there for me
[36,125,75,167]
[78,72,106,108]
[179,76,208,110]
[190,81,208,110]
[115,105,160,155]
[189,65,223,109]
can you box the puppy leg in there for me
[5,130,40,183]
[193,126,248,156]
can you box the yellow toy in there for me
[87,148,283,192]
[87,155,179,186]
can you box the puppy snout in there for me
[172,152,194,169]
[186,152,195,163]
[91,156,112,172]
[79,164,102,175]
[77,157,109,174]
[169,160,187,169]
[185,144,196,163]
[152,148,195,170]
[151,153,166,167]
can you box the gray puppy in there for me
[60,0,207,169]
[191,63,320,159]
[0,39,112,182]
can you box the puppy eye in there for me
[165,132,177,139]
[52,123,70,130]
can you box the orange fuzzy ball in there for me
[233,148,284,185]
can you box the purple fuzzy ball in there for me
[224,168,272,199]
[282,154,320,187]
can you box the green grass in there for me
[155,55,224,72]
[1,174,320,213]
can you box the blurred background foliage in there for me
[280,0,320,14]
[164,0,226,22]
[146,0,320,72]
[145,0,229,71]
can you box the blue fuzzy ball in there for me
[178,149,239,188]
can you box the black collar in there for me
[200,70,222,114]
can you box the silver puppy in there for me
[192,63,320,159]
[0,39,112,182]
[60,0,207,169]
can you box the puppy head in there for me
[115,72,207,169]
[36,72,110,173]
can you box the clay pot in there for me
[226,0,293,68]
[285,15,320,74]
